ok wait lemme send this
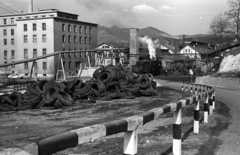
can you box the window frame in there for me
[42,34,46,42]
[33,35,37,43]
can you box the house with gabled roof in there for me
[179,41,215,60]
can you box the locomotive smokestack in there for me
[28,0,33,13]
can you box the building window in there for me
[24,62,28,70]
[89,27,92,34]
[62,35,66,43]
[33,23,37,31]
[69,52,71,58]
[43,62,47,70]
[63,62,66,68]
[69,36,72,43]
[74,25,77,32]
[11,29,14,35]
[69,61,71,69]
[79,36,82,43]
[42,23,46,31]
[24,35,28,43]
[10,18,14,24]
[24,49,28,59]
[11,39,14,45]
[84,27,87,33]
[33,35,37,43]
[68,24,71,32]
[11,50,15,59]
[79,26,82,33]
[4,39,7,45]
[24,24,27,31]
[74,36,77,43]
[89,37,92,44]
[62,24,65,31]
[42,48,47,55]
[4,50,7,60]
[3,19,7,25]
[62,49,65,59]
[34,62,38,70]
[3,29,7,36]
[42,34,46,42]
[33,49,37,58]
[84,37,87,44]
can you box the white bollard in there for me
[209,93,213,115]
[204,95,209,123]
[173,109,182,155]
[212,91,215,110]
[123,129,138,155]
[193,100,200,134]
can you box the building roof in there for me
[181,41,215,55]
[208,43,240,56]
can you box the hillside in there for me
[97,25,220,51]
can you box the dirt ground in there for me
[0,86,230,155]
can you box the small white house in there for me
[179,45,201,59]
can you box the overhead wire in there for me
[0,2,70,36]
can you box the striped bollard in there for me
[190,84,193,93]
[193,99,200,134]
[124,129,138,155]
[204,95,209,123]
[212,90,215,110]
[185,84,188,92]
[194,85,198,95]
[173,108,182,155]
[209,93,213,115]
[181,82,184,91]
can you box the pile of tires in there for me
[0,65,158,112]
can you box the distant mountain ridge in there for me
[97,25,212,52]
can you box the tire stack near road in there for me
[0,65,158,112]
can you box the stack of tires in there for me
[0,65,159,111]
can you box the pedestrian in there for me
[165,69,168,77]
[189,68,193,83]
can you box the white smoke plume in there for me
[138,36,160,59]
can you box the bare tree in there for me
[209,12,231,48]
[225,0,240,42]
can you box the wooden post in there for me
[30,61,34,79]
[173,108,182,155]
[193,100,200,134]
[123,129,138,155]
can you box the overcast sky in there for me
[0,0,229,35]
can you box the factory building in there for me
[0,2,98,77]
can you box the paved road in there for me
[214,88,240,155]
[155,78,240,155]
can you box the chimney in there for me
[28,0,33,13]
[182,35,185,45]
[129,28,139,71]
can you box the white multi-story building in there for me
[0,8,98,77]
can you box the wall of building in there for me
[53,18,98,75]
[16,18,55,76]
[180,45,200,59]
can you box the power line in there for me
[0,2,64,36]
